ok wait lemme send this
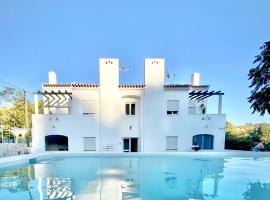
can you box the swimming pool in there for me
[0,153,269,200]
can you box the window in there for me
[131,104,135,115]
[82,101,95,115]
[84,137,96,151]
[192,134,214,150]
[166,136,178,151]
[125,103,136,115]
[125,104,130,115]
[188,107,196,115]
[167,100,179,115]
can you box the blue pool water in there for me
[0,155,270,200]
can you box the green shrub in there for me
[225,127,270,151]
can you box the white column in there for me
[218,95,222,114]
[34,94,39,114]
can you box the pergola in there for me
[33,90,72,114]
[189,90,224,114]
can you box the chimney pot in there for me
[48,71,57,84]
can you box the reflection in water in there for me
[0,167,34,197]
[37,178,75,199]
[165,172,177,190]
[0,156,269,200]
[243,182,270,200]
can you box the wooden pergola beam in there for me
[189,90,224,101]
[35,90,72,108]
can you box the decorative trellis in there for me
[189,90,224,101]
[35,90,72,108]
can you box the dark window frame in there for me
[125,103,136,116]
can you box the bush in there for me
[225,128,270,151]
[225,133,252,151]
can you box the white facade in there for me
[32,58,226,153]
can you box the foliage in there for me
[248,41,270,115]
[225,121,270,151]
[0,98,33,131]
[0,87,35,144]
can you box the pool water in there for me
[0,155,270,200]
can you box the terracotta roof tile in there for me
[164,84,209,88]
[43,83,209,89]
[119,84,145,88]
[164,84,190,88]
[43,83,99,88]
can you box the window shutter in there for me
[166,136,178,151]
[84,137,96,151]
[167,100,179,114]
[82,101,95,115]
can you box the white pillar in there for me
[218,95,222,114]
[191,73,200,86]
[34,94,39,114]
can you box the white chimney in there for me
[99,58,119,88]
[144,58,165,87]
[48,71,57,84]
[191,72,200,86]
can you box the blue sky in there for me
[0,0,269,125]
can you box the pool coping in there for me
[1,150,270,169]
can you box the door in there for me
[131,138,138,152]
[123,138,138,152]
[193,134,214,150]
[123,138,130,152]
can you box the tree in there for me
[0,87,23,106]
[225,121,235,134]
[248,41,270,115]
[0,87,34,144]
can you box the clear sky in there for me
[0,0,269,125]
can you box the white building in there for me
[32,58,226,153]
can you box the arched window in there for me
[192,134,214,150]
[45,135,68,151]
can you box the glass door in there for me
[123,138,130,152]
